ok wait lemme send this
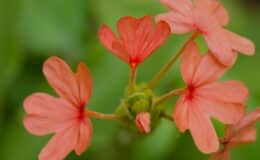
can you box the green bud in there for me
[127,92,146,106]
[115,101,133,118]
[131,98,149,113]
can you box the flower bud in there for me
[132,98,149,113]
[135,112,151,134]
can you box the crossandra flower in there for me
[209,108,260,160]
[23,57,93,160]
[99,16,170,69]
[156,0,255,66]
[173,42,248,153]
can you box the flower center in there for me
[129,57,140,67]
[192,22,208,35]
[78,104,86,121]
[186,85,195,100]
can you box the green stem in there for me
[153,88,185,107]
[160,112,173,122]
[86,110,122,121]
[148,32,200,89]
[129,65,137,93]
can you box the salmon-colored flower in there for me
[23,57,93,160]
[99,16,170,68]
[135,112,151,134]
[173,42,248,153]
[156,0,255,66]
[210,108,260,160]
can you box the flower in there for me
[99,16,170,68]
[135,112,151,134]
[210,108,260,160]
[173,42,248,153]
[23,57,93,160]
[156,0,255,66]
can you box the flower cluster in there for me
[23,0,257,160]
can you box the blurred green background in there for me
[0,0,259,159]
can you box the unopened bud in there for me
[135,112,151,134]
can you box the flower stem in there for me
[129,65,137,93]
[160,112,173,122]
[153,88,185,107]
[86,110,122,121]
[219,138,228,144]
[148,32,199,89]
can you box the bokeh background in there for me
[0,0,259,159]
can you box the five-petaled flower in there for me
[156,0,255,66]
[99,16,170,69]
[173,42,248,153]
[210,108,260,160]
[23,57,93,160]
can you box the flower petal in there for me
[223,29,255,56]
[225,108,260,139]
[189,103,219,153]
[139,21,170,61]
[195,0,229,26]
[181,41,201,85]
[196,81,249,103]
[204,30,237,66]
[75,118,93,155]
[192,8,221,33]
[75,63,92,105]
[156,12,194,34]
[134,16,153,58]
[196,97,245,124]
[43,56,80,106]
[112,41,129,63]
[99,25,129,62]
[236,108,260,131]
[173,96,190,132]
[192,53,227,86]
[23,115,76,136]
[212,1,229,26]
[24,93,76,116]
[194,0,212,10]
[117,16,138,56]
[39,125,78,160]
[160,0,193,16]
[23,93,77,136]
[229,125,256,147]
[99,24,117,51]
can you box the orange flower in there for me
[135,112,151,134]
[23,57,93,160]
[99,16,170,69]
[173,42,248,153]
[210,108,260,160]
[157,0,255,66]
